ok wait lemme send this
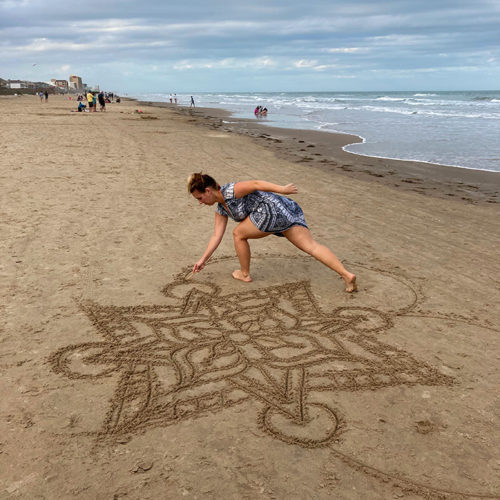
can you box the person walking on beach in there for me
[44,90,48,102]
[190,96,195,108]
[98,91,106,111]
[187,173,357,292]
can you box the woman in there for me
[188,173,357,292]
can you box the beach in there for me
[144,100,500,205]
[135,90,500,174]
[1,94,499,498]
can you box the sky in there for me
[1,0,499,93]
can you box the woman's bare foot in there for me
[344,273,357,293]
[232,269,252,282]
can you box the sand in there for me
[1,94,499,499]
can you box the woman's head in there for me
[187,172,219,205]
[187,172,218,194]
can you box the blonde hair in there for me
[187,172,218,194]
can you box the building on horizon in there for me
[69,75,83,90]
[51,78,69,91]
[5,79,52,90]
[1,79,56,94]
[7,79,31,89]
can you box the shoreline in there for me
[130,90,500,175]
[342,137,499,174]
[136,99,499,205]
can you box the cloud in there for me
[293,59,318,68]
[325,48,365,54]
[173,56,276,71]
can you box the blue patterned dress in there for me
[216,183,308,236]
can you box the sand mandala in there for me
[49,258,499,499]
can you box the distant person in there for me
[261,107,268,116]
[169,93,173,103]
[174,93,177,104]
[87,91,94,111]
[190,96,195,108]
[77,101,86,112]
[92,93,97,112]
[187,172,357,292]
[44,90,48,101]
[39,92,44,102]
[98,91,106,111]
[254,106,260,116]
[116,96,121,103]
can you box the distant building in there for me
[51,79,69,90]
[69,75,83,90]
[1,79,54,94]
[8,80,27,89]
[7,79,39,89]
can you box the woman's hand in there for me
[282,183,298,195]
[193,259,206,273]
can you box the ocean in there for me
[132,91,500,173]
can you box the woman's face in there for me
[192,188,217,206]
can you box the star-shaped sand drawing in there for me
[51,277,453,447]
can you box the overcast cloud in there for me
[1,0,499,92]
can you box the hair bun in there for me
[187,172,218,194]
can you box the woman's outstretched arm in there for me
[233,180,298,198]
[193,213,228,273]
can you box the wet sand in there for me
[1,94,499,499]
[140,100,500,205]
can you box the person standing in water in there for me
[187,172,357,292]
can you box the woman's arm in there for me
[193,213,228,273]
[233,180,298,198]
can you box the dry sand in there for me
[1,94,499,499]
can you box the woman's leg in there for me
[232,217,269,282]
[283,226,357,292]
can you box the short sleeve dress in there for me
[216,182,308,236]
